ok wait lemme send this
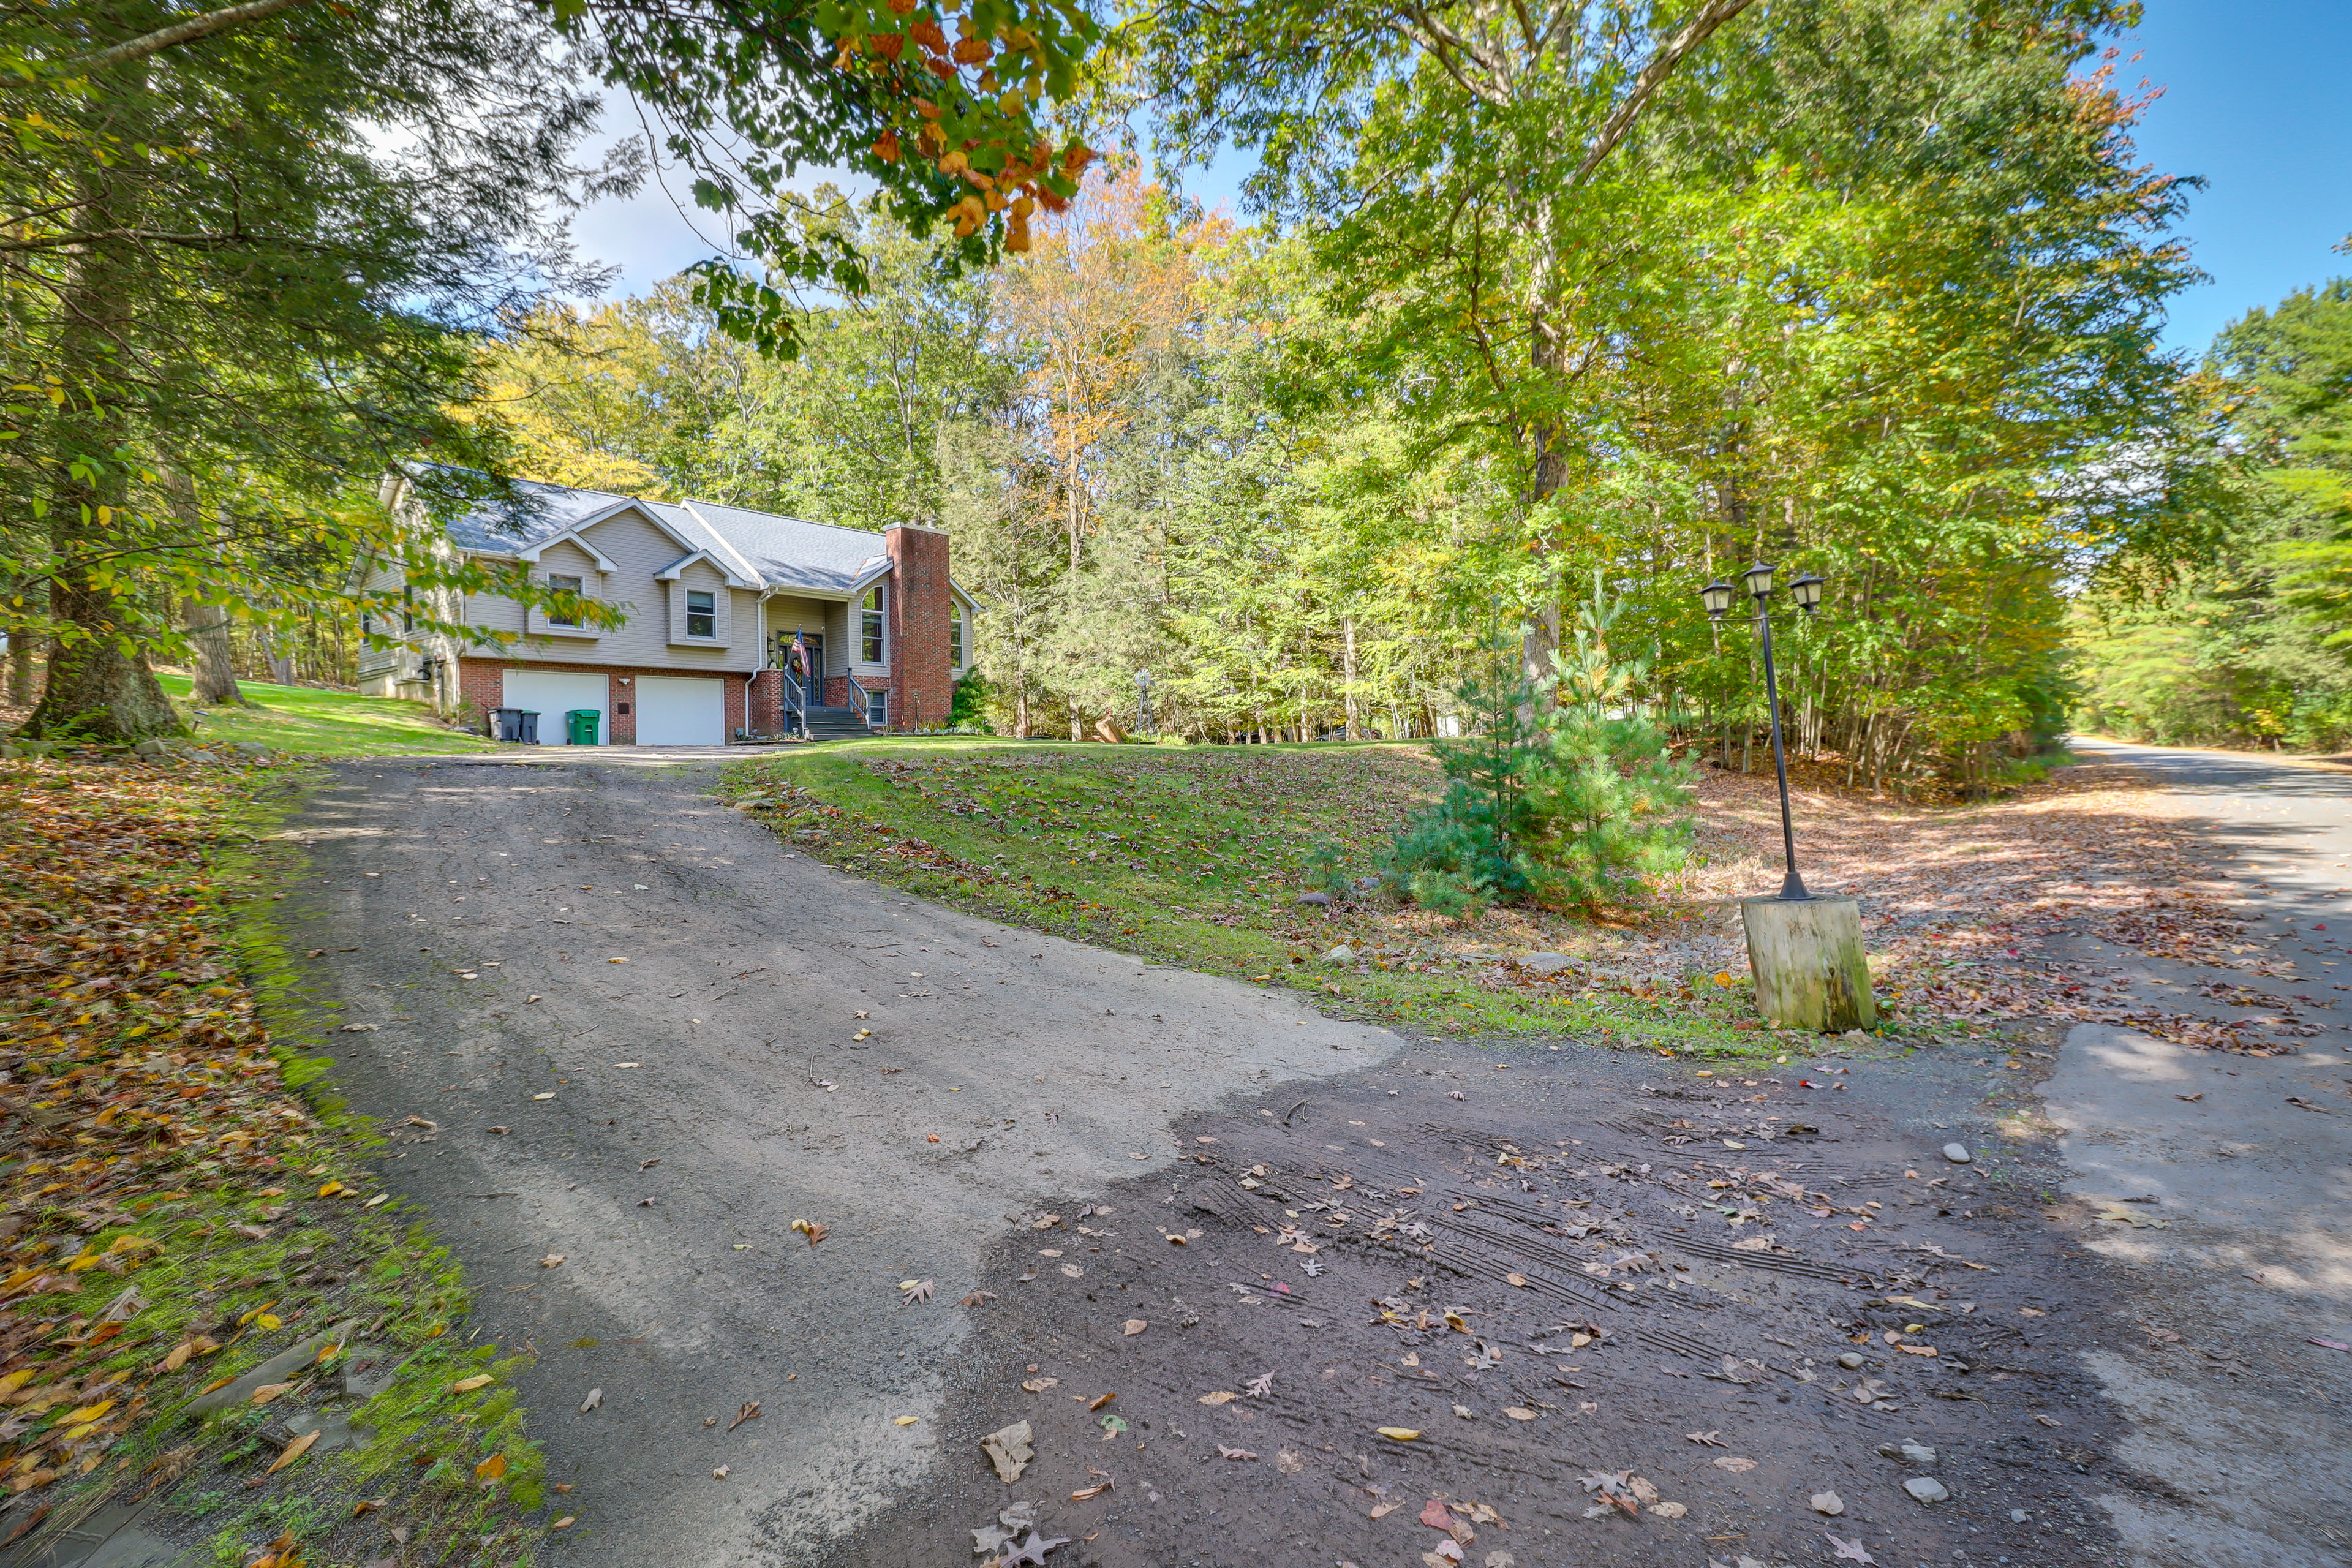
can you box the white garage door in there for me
[501,670,609,745]
[635,675,725,746]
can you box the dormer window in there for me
[860,585,885,663]
[548,573,584,627]
[687,589,716,639]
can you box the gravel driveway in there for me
[284,750,2214,1568]
[288,755,1396,1566]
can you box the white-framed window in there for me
[547,573,584,627]
[859,585,885,663]
[865,686,887,726]
[948,601,963,668]
[686,589,717,639]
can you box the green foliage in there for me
[950,665,992,728]
[2075,279,2352,753]
[1385,588,1695,912]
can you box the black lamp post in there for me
[1702,562,1825,901]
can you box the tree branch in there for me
[1574,0,1754,184]
[72,0,314,70]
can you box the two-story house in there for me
[356,473,976,745]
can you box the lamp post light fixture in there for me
[1134,668,1155,737]
[1703,560,1826,902]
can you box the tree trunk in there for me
[23,165,182,743]
[5,620,35,707]
[1341,614,1360,741]
[187,601,245,705]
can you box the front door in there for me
[785,633,826,698]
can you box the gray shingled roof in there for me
[674,500,891,595]
[437,478,895,598]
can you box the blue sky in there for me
[570,1,2349,358]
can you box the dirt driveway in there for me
[291,756,2152,1568]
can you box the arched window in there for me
[860,585,885,663]
[948,601,963,668]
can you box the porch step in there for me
[801,704,877,742]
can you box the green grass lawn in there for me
[723,737,1777,1055]
[160,674,502,758]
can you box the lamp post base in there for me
[1741,895,1876,1033]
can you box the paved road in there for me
[2047,740,2352,1568]
[287,755,1396,1566]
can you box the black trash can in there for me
[492,707,541,744]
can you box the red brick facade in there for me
[458,658,748,745]
[885,523,953,731]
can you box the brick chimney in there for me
[884,523,952,731]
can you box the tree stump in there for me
[1741,895,1875,1033]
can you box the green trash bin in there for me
[565,709,601,747]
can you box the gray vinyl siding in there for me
[456,507,758,672]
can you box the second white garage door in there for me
[635,675,725,746]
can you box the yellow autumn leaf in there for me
[250,1382,296,1406]
[0,1370,33,1400]
[61,1400,114,1424]
[255,1313,282,1330]
[64,1253,100,1273]
[238,1300,278,1327]
[317,1181,344,1198]
[475,1452,508,1480]
[893,1415,919,1426]
[1197,1391,1238,1406]
[157,1343,192,1373]
[1376,1427,1421,1441]
[452,1374,494,1393]
[266,1428,320,1475]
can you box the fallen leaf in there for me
[581,1387,603,1412]
[1123,1319,1147,1336]
[1504,1273,1528,1287]
[1811,1491,1844,1516]
[475,1453,507,1481]
[1088,1392,1116,1411]
[902,1279,935,1305]
[1651,1501,1687,1518]
[713,1464,729,1479]
[1275,1449,1305,1474]
[2176,1092,2203,1102]
[1072,1481,1112,1501]
[1504,1407,1537,1421]
[1021,1378,1058,1393]
[894,1415,919,1426]
[1827,1534,1877,1564]
[552,1515,575,1529]
[1713,1457,1757,1473]
[960,1291,998,1307]
[1198,1391,1238,1405]
[265,1430,320,1475]
[1686,1430,1725,1446]
[729,1401,762,1431]
[1420,1499,1457,1529]
[353,1499,386,1515]
[1371,1501,1403,1519]
[541,1254,565,1269]
[249,1382,295,1406]
[982,1421,1035,1482]
[791,1219,829,1246]
[2034,1414,2062,1427]
[452,1375,495,1393]
[1218,1445,1259,1461]
[1898,1344,1937,1357]
[1377,1427,1421,1441]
